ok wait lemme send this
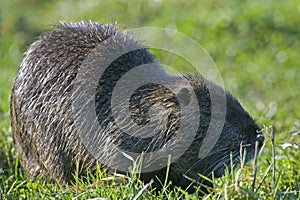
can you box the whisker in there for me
[207,151,239,176]
[184,146,233,175]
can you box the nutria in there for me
[10,21,264,192]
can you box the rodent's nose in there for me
[256,134,265,147]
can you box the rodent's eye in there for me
[256,134,265,146]
[176,87,191,106]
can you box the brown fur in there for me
[10,21,264,192]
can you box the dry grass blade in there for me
[132,179,154,200]
[251,140,259,191]
[255,161,273,193]
[270,126,276,190]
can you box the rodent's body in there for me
[10,22,264,192]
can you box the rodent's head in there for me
[169,76,264,187]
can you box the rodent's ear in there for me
[176,87,192,106]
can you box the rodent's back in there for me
[10,22,160,181]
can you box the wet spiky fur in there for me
[10,21,264,192]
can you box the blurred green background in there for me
[1,0,299,122]
[0,0,299,197]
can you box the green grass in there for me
[1,0,300,199]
